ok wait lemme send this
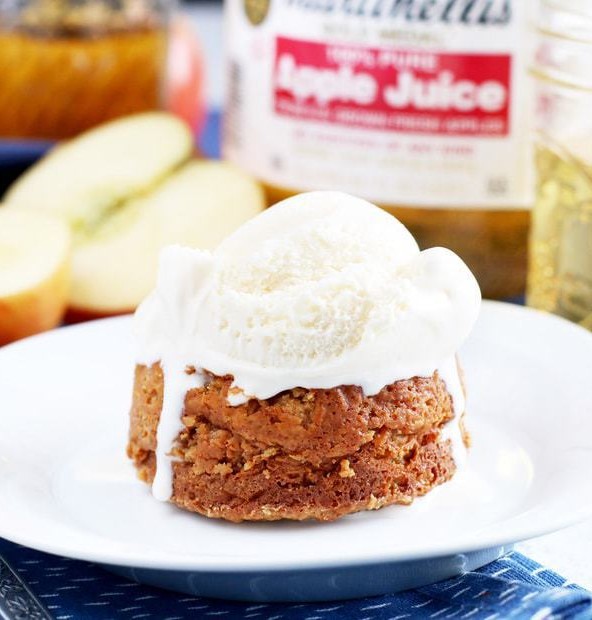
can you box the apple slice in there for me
[4,112,193,234]
[0,210,70,345]
[68,160,265,315]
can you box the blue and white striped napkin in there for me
[1,539,590,620]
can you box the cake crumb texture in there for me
[128,363,465,522]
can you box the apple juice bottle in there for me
[223,0,535,299]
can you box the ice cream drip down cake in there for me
[128,191,481,521]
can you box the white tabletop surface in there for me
[185,2,592,592]
[518,522,592,589]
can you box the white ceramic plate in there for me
[1,301,592,602]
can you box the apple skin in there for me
[0,259,69,346]
[165,17,206,135]
[64,306,130,324]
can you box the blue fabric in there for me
[0,539,590,620]
[198,109,221,159]
[0,139,52,166]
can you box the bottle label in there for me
[224,0,534,208]
[275,38,511,137]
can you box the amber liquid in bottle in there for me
[265,183,529,300]
[0,16,166,139]
[527,142,592,329]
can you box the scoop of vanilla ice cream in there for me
[135,191,481,402]
[200,192,418,366]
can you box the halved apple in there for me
[0,210,70,345]
[69,160,264,315]
[5,112,193,234]
[4,113,265,319]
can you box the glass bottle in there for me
[0,0,170,140]
[527,0,592,328]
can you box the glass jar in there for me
[224,0,535,299]
[0,0,170,140]
[527,0,592,328]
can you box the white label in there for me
[224,0,534,208]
